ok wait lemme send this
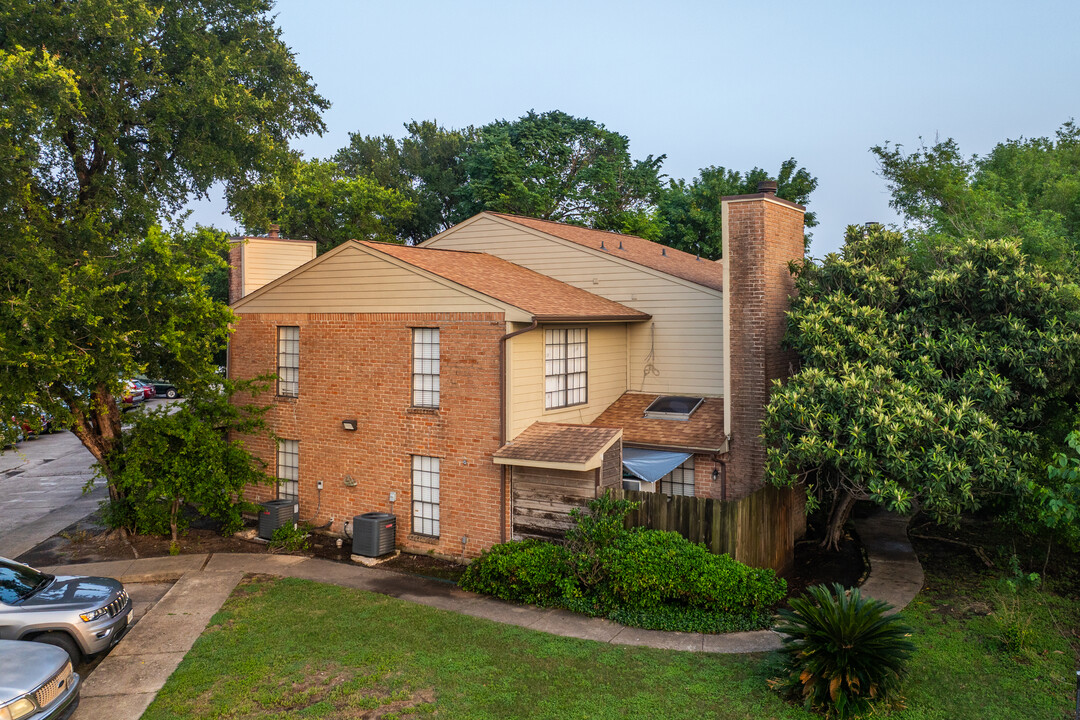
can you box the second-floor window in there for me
[545,328,587,409]
[412,328,440,408]
[277,326,299,397]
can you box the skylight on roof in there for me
[644,396,704,421]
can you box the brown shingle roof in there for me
[487,213,723,292]
[493,422,622,469]
[358,241,649,321]
[591,392,726,452]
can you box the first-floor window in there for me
[411,455,440,537]
[277,439,299,501]
[660,456,695,497]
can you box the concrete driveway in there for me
[0,430,105,559]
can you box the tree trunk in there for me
[821,489,857,551]
[66,384,125,499]
[170,497,181,545]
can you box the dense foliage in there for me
[230,158,413,253]
[1024,428,1080,550]
[655,159,818,259]
[772,583,915,718]
[763,225,1080,548]
[873,122,1080,276]
[106,382,272,543]
[460,493,786,633]
[0,0,326,493]
[275,110,817,253]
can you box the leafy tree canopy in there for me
[655,159,818,260]
[873,121,1080,276]
[764,225,1080,549]
[230,158,414,253]
[456,110,667,234]
[334,120,477,244]
[0,0,326,493]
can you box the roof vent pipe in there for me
[600,240,606,250]
[757,180,778,195]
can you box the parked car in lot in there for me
[119,380,143,408]
[0,639,80,720]
[0,557,132,666]
[134,376,179,399]
[131,379,156,401]
[15,404,53,436]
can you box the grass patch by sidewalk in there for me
[144,571,1078,720]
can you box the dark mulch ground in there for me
[780,519,866,605]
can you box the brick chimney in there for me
[226,227,316,305]
[720,181,805,501]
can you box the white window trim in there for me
[544,327,588,410]
[277,439,299,501]
[277,326,299,397]
[411,455,440,537]
[412,328,440,408]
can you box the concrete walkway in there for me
[39,511,924,720]
[854,510,924,611]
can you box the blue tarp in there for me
[621,448,692,483]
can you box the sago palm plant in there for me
[771,583,915,718]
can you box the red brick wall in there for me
[599,443,623,489]
[228,311,508,558]
[725,197,805,501]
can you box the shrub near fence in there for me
[614,485,795,573]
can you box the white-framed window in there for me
[660,456,695,497]
[412,328,440,408]
[277,439,299,501]
[544,328,587,409]
[411,455,440,537]
[277,326,299,397]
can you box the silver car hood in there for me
[18,575,123,611]
[0,639,68,703]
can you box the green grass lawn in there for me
[144,565,1078,720]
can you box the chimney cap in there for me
[757,180,778,195]
[268,224,280,238]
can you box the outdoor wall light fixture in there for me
[712,468,719,481]
[341,419,357,431]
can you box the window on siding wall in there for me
[277,326,299,397]
[277,439,299,501]
[412,328,440,408]
[544,328,587,409]
[660,456,695,497]
[412,455,440,537]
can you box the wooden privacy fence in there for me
[611,484,795,573]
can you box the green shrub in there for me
[459,540,577,606]
[462,493,788,634]
[603,529,786,613]
[269,523,310,553]
[772,583,915,718]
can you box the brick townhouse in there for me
[227,184,806,562]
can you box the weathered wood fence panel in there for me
[612,485,794,573]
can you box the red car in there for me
[132,379,156,400]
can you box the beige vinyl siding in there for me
[241,238,316,296]
[507,323,627,440]
[427,217,724,395]
[235,245,508,315]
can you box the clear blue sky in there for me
[187,0,1080,257]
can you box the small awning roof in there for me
[494,423,622,471]
[621,448,692,483]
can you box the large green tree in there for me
[873,122,1080,276]
[0,0,326,498]
[456,110,666,233]
[764,225,1080,549]
[230,158,413,253]
[334,120,477,244]
[655,159,818,260]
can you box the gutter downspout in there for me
[498,318,539,543]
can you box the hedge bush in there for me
[460,493,787,633]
